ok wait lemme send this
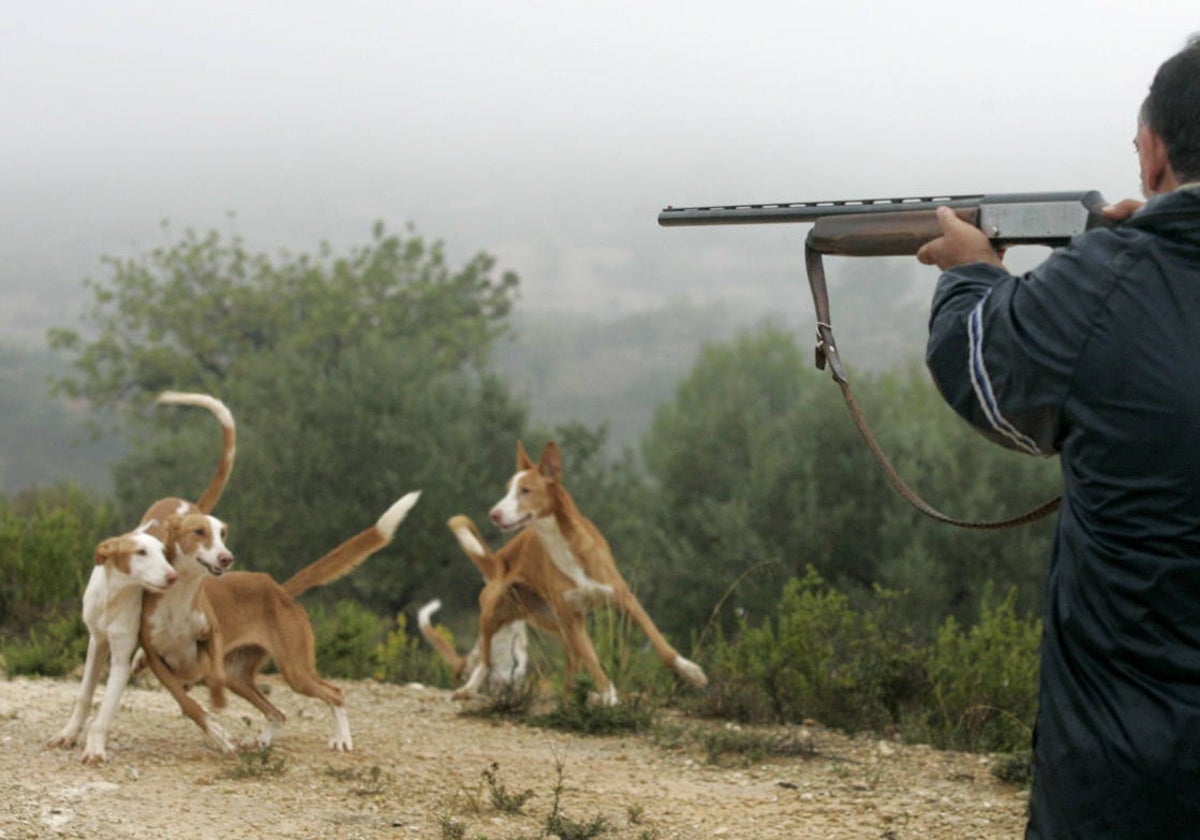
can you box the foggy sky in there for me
[2,1,1196,344]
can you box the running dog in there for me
[450,442,707,706]
[48,528,178,764]
[133,392,241,752]
[187,492,420,752]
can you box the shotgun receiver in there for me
[657,191,1112,254]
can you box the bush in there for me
[697,568,925,732]
[374,612,454,686]
[914,586,1041,753]
[308,599,386,679]
[0,484,118,635]
[1,612,88,676]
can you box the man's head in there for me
[1137,35,1200,195]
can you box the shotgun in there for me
[656,190,1113,529]
[657,191,1112,254]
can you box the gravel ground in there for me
[0,676,1028,839]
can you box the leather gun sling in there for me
[804,237,1061,529]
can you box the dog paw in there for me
[587,685,619,707]
[674,656,708,688]
[80,747,107,765]
[47,732,78,749]
[327,736,353,752]
[205,719,237,753]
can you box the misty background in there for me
[2,1,1196,491]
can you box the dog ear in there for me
[94,537,120,566]
[538,441,562,482]
[516,440,535,471]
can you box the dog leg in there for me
[142,644,236,753]
[49,634,107,752]
[561,616,618,707]
[223,650,287,748]
[80,636,139,764]
[615,586,708,687]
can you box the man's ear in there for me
[1138,124,1177,195]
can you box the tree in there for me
[48,223,526,615]
[640,325,1058,638]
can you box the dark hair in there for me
[1143,35,1200,182]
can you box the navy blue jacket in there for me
[926,186,1200,839]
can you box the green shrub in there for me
[374,612,453,686]
[915,586,1040,753]
[697,568,925,732]
[0,484,117,634]
[309,599,386,679]
[1,612,88,676]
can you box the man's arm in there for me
[923,208,1122,456]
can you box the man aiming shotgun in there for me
[661,35,1200,840]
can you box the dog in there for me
[49,390,236,763]
[417,597,529,692]
[132,391,241,752]
[192,491,420,752]
[48,528,177,764]
[449,441,707,706]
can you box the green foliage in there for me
[224,747,287,779]
[640,325,1058,640]
[915,587,1041,752]
[309,600,386,679]
[698,724,816,767]
[545,756,610,839]
[48,222,517,411]
[698,568,924,732]
[482,761,535,814]
[0,611,88,677]
[532,675,655,736]
[48,223,526,619]
[0,484,117,634]
[374,612,454,686]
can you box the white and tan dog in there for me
[418,597,529,693]
[50,390,236,763]
[450,442,707,706]
[137,507,237,752]
[133,391,241,751]
[194,491,420,751]
[48,529,178,764]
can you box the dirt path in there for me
[0,676,1026,839]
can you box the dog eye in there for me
[519,487,531,495]
[194,528,206,536]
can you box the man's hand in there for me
[1102,198,1144,222]
[916,205,1004,271]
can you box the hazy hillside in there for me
[0,344,124,493]
[0,258,932,495]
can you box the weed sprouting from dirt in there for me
[224,746,286,779]
[544,755,609,839]
[483,761,536,814]
[322,763,390,795]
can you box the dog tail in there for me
[282,491,421,598]
[157,391,237,514]
[417,599,466,677]
[447,515,502,581]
